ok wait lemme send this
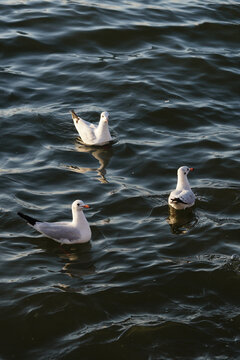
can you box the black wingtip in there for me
[170,198,188,204]
[70,110,79,122]
[70,109,77,116]
[18,212,40,226]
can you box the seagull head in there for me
[100,111,109,123]
[178,166,194,177]
[72,200,90,211]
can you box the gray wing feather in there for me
[170,189,195,204]
[36,222,80,242]
[178,190,195,204]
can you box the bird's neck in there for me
[97,121,111,138]
[72,210,87,226]
[176,174,190,190]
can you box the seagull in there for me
[18,200,91,244]
[71,110,113,146]
[168,166,195,210]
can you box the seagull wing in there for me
[170,189,195,205]
[71,110,97,144]
[35,222,80,243]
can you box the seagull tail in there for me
[70,110,79,121]
[18,212,41,226]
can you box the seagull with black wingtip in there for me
[168,166,195,210]
[18,200,91,244]
[71,110,112,146]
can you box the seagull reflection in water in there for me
[59,242,96,279]
[167,206,198,235]
[67,139,114,183]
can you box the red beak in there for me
[189,168,194,171]
[83,204,90,208]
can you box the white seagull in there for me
[18,200,91,244]
[71,110,113,146]
[168,166,195,210]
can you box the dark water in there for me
[0,1,240,359]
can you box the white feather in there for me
[19,200,91,244]
[71,110,112,146]
[168,166,195,210]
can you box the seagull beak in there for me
[189,167,194,171]
[83,204,90,208]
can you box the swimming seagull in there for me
[168,166,195,210]
[18,200,91,244]
[71,110,113,146]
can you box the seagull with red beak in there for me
[18,200,91,244]
[168,166,195,210]
[71,110,112,146]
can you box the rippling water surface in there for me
[0,0,239,359]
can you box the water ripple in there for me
[0,1,239,359]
